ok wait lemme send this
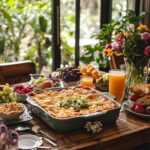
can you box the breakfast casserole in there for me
[30,86,117,119]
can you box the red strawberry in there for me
[130,104,136,111]
[0,85,4,91]
[130,95,141,102]
[135,105,145,113]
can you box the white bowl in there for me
[62,81,78,88]
[15,91,34,102]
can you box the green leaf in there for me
[39,15,47,32]
[0,35,5,55]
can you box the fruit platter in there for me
[78,65,106,81]
[30,75,63,90]
[57,65,106,88]
[123,83,150,119]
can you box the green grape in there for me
[5,83,10,87]
[33,77,46,85]
[32,80,36,85]
[1,95,6,101]
[9,92,15,99]
[6,99,10,103]
[12,97,17,102]
[3,86,11,94]
[0,91,3,97]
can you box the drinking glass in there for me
[109,70,126,102]
[80,76,93,88]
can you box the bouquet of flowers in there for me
[104,24,150,87]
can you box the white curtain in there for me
[140,0,150,26]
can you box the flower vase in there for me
[125,57,148,97]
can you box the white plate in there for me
[18,134,43,149]
[123,100,150,119]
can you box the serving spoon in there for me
[32,125,56,142]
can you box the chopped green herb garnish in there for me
[59,97,89,112]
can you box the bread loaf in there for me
[135,94,150,106]
[130,84,150,95]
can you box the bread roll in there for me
[135,94,150,106]
[130,84,150,95]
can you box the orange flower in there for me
[137,24,150,31]
[117,32,124,39]
[105,48,113,57]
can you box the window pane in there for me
[60,0,75,66]
[79,0,100,67]
[0,0,52,73]
[80,0,100,44]
[112,0,127,20]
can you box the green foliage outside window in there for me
[0,0,52,72]
[80,10,147,71]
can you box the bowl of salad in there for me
[95,74,109,92]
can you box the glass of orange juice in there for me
[80,76,93,88]
[109,70,126,103]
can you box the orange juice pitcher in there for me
[109,70,126,102]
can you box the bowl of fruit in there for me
[30,74,44,80]
[31,76,54,90]
[95,74,109,92]
[58,67,82,88]
[78,65,105,81]
[0,84,17,104]
[13,84,34,102]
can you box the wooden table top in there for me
[16,110,150,150]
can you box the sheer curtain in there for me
[140,0,150,26]
[127,0,150,26]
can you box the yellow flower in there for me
[124,32,131,38]
[105,48,113,57]
[137,24,150,31]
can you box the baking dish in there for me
[26,88,121,132]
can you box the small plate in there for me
[123,100,150,119]
[18,134,43,149]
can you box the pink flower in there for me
[105,44,112,49]
[113,45,122,51]
[141,32,150,42]
[144,46,150,56]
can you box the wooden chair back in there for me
[0,60,36,84]
[109,55,125,70]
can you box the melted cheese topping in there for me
[31,86,117,119]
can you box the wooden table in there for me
[16,110,150,150]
